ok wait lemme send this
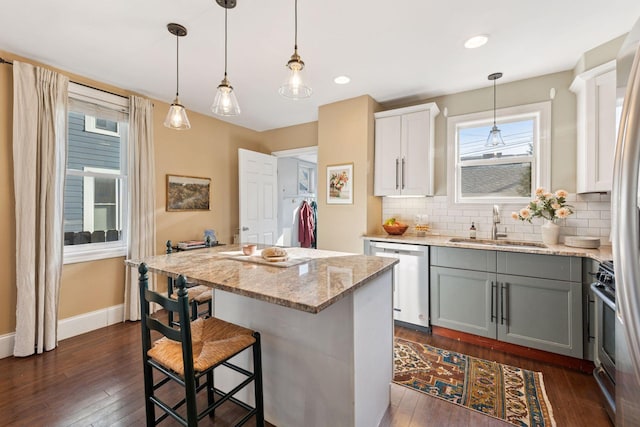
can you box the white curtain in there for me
[12,61,68,356]
[124,96,156,321]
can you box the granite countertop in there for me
[363,233,613,262]
[126,245,398,314]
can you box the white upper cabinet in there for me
[374,103,439,196]
[570,61,617,193]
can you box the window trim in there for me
[64,84,129,265]
[447,101,551,205]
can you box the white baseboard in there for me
[0,304,124,359]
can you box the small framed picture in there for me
[327,163,353,205]
[166,175,211,211]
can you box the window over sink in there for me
[447,101,551,204]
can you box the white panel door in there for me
[239,149,278,244]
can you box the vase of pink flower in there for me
[511,188,574,245]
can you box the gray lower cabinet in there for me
[430,247,583,358]
[430,266,495,337]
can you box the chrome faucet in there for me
[491,205,508,240]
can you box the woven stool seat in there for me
[171,285,212,303]
[148,317,256,376]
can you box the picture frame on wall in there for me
[166,174,211,211]
[326,163,353,204]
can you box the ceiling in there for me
[2,1,640,132]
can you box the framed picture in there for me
[326,163,353,204]
[166,175,211,211]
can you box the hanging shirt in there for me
[298,201,314,248]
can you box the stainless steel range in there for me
[590,260,616,421]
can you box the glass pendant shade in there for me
[279,53,312,99]
[211,76,241,116]
[486,125,504,146]
[164,98,191,129]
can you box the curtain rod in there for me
[0,56,127,100]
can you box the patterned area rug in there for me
[394,338,556,427]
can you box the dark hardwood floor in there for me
[0,320,613,426]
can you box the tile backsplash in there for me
[382,193,611,245]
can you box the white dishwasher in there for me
[365,240,429,328]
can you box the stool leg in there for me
[253,332,265,427]
[190,300,198,321]
[207,370,215,418]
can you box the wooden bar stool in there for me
[138,263,264,426]
[166,240,213,327]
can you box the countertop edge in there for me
[362,234,612,263]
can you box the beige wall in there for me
[261,121,318,152]
[317,95,381,253]
[574,34,625,76]
[382,70,577,194]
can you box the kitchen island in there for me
[126,245,398,427]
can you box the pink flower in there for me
[511,212,519,220]
[551,203,561,210]
[535,187,545,197]
[543,192,553,199]
[555,189,568,198]
[519,208,531,219]
[556,207,571,218]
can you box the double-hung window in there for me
[63,83,129,264]
[447,101,551,204]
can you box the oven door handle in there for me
[591,283,616,310]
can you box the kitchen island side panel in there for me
[213,269,393,427]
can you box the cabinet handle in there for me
[491,281,496,322]
[587,296,595,341]
[395,158,400,190]
[500,283,505,325]
[500,283,509,325]
[401,157,406,189]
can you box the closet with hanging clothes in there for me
[277,156,317,247]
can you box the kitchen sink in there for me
[448,237,547,249]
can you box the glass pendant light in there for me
[211,0,241,116]
[279,0,312,99]
[164,23,191,130]
[486,72,505,147]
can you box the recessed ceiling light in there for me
[334,75,351,85]
[464,35,489,49]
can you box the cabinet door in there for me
[400,110,432,195]
[573,64,616,193]
[497,274,583,358]
[374,115,402,196]
[430,266,496,338]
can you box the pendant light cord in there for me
[294,0,298,51]
[493,78,496,126]
[175,33,179,97]
[224,4,228,77]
